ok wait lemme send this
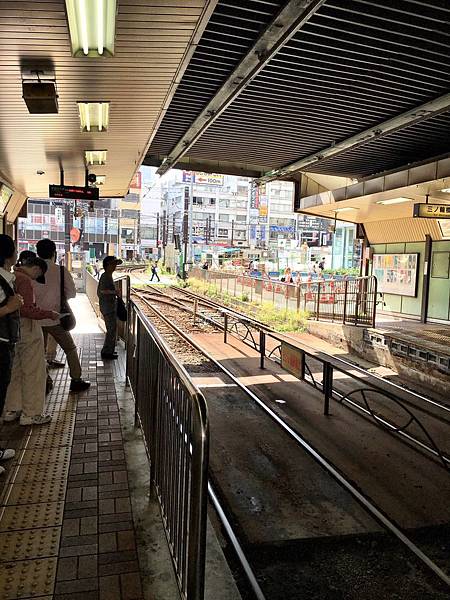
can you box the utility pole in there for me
[156,212,160,259]
[172,214,176,242]
[182,185,189,279]
[231,219,235,246]
[188,174,194,265]
[162,209,167,264]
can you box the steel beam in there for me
[156,0,327,176]
[257,92,450,184]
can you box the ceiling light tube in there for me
[85,150,107,166]
[334,207,358,213]
[77,101,110,132]
[376,197,412,205]
[440,188,450,194]
[85,103,90,131]
[97,0,104,55]
[65,0,117,58]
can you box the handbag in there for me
[60,265,76,331]
[116,296,127,322]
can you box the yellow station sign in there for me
[413,203,450,219]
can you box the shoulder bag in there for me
[60,265,76,331]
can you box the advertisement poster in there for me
[258,183,268,219]
[373,253,418,297]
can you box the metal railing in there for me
[192,267,377,327]
[126,300,209,600]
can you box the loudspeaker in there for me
[22,81,59,114]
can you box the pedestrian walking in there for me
[150,262,160,282]
[0,235,23,474]
[97,256,122,359]
[4,256,58,425]
[34,239,90,393]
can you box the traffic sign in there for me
[413,203,450,219]
[49,184,99,201]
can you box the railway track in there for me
[131,288,450,599]
[133,285,450,470]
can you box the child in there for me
[0,235,23,473]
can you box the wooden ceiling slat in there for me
[0,0,209,198]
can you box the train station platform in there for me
[0,294,239,600]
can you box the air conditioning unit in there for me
[22,80,59,114]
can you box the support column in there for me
[421,234,433,324]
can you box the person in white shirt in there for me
[0,235,23,474]
[34,239,90,393]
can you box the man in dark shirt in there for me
[97,256,122,359]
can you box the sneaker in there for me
[0,448,15,461]
[47,359,65,368]
[20,414,52,426]
[101,352,118,360]
[3,410,21,422]
[70,379,91,392]
[46,376,53,395]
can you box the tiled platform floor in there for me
[0,333,144,600]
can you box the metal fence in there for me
[127,301,209,600]
[192,268,377,327]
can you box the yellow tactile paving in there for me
[12,462,68,484]
[0,557,57,599]
[0,502,64,531]
[4,479,67,506]
[0,526,61,561]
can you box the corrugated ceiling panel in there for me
[0,0,210,198]
[365,217,442,244]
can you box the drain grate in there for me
[0,502,64,532]
[0,527,60,561]
[0,557,57,599]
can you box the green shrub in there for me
[186,277,307,332]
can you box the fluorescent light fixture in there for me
[334,207,358,213]
[77,102,110,132]
[85,150,107,165]
[65,0,117,57]
[440,188,450,193]
[376,197,412,205]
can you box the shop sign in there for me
[130,171,141,190]
[182,171,224,186]
[270,225,295,233]
[281,342,304,378]
[413,203,450,218]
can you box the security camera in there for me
[87,173,97,184]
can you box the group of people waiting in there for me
[0,234,91,475]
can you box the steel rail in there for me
[208,483,267,600]
[169,285,450,416]
[133,295,450,589]
[134,287,450,469]
[167,285,450,413]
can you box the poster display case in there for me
[373,253,419,297]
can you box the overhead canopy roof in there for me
[145,0,450,182]
[0,0,215,207]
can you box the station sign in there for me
[280,342,304,378]
[413,203,450,219]
[49,184,99,201]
